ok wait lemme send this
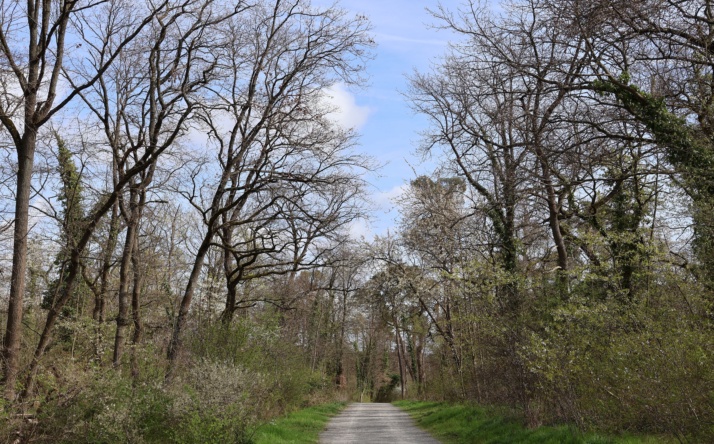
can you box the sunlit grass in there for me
[393,401,670,444]
[252,402,346,444]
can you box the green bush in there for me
[27,370,173,443]
[169,359,269,443]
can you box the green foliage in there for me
[29,363,260,443]
[42,134,90,316]
[27,369,173,443]
[518,264,714,440]
[593,77,699,163]
[252,402,346,444]
[186,314,332,414]
[169,359,270,443]
[594,75,714,291]
[55,135,85,237]
[393,401,664,444]
[423,248,714,440]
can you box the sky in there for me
[20,0,464,247]
[314,0,463,239]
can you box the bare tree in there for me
[0,0,172,401]
[70,0,242,369]
[167,0,373,370]
[17,0,243,398]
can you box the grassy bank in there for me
[393,401,668,444]
[252,402,346,444]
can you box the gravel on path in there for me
[319,402,442,444]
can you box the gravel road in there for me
[319,403,442,444]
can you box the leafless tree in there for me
[17,0,243,398]
[166,0,373,370]
[71,0,242,369]
[0,0,173,401]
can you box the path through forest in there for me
[319,403,441,443]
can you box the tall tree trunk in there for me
[335,289,348,388]
[113,189,139,368]
[94,200,120,323]
[130,234,144,380]
[534,144,568,292]
[2,130,37,401]
[220,235,238,324]
[167,232,213,373]
[415,340,425,394]
[220,283,238,324]
[393,317,406,399]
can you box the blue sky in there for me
[316,0,462,238]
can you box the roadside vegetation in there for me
[252,402,346,444]
[394,401,670,444]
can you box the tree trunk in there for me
[335,289,348,388]
[3,130,37,401]
[94,200,120,323]
[220,251,238,324]
[167,232,213,373]
[534,144,568,292]
[130,234,143,380]
[393,317,406,399]
[113,190,139,368]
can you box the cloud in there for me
[347,183,408,240]
[323,83,372,131]
[375,183,408,208]
[347,217,372,240]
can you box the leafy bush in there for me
[169,360,270,443]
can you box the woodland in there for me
[0,0,713,442]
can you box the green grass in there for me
[251,402,347,444]
[393,401,668,444]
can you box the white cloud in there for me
[323,83,372,131]
[347,217,372,240]
[375,183,408,208]
[345,185,409,241]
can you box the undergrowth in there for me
[252,402,346,444]
[393,401,671,444]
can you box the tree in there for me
[404,0,681,417]
[167,0,373,370]
[411,0,598,300]
[324,247,367,389]
[0,0,172,401]
[41,135,89,316]
[559,0,714,291]
[69,0,242,369]
[216,169,369,323]
[18,0,244,398]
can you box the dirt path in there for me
[319,403,442,444]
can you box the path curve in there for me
[319,403,441,444]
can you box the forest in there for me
[0,0,712,442]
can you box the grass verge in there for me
[393,401,668,444]
[251,402,346,444]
